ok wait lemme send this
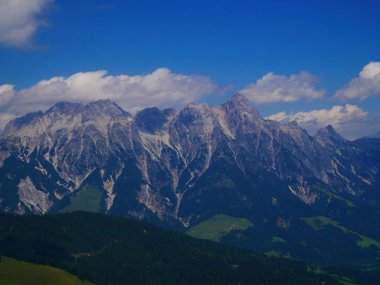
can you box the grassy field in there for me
[331,275,358,285]
[271,236,287,243]
[187,214,253,242]
[61,184,102,213]
[302,216,380,250]
[0,256,92,285]
[265,250,281,257]
[265,250,293,259]
[312,184,355,208]
[356,234,380,249]
[302,216,343,231]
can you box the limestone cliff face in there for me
[0,94,379,228]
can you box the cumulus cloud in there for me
[266,105,368,139]
[240,71,325,104]
[335,62,380,101]
[0,84,14,106]
[0,68,219,129]
[0,113,16,130]
[0,0,51,48]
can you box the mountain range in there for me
[1,93,379,266]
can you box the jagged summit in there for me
[225,93,254,110]
[85,99,122,110]
[228,93,251,105]
[85,99,130,118]
[135,107,172,133]
[3,111,44,137]
[3,99,132,138]
[46,99,129,117]
[315,124,345,143]
[3,95,263,138]
[0,94,378,230]
[223,93,262,121]
[46,101,84,114]
[323,125,337,134]
[288,120,300,127]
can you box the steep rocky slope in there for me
[1,94,379,265]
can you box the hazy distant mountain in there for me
[1,94,380,266]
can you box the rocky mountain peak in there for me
[135,107,171,133]
[46,99,130,119]
[3,111,44,137]
[85,99,130,119]
[228,93,251,105]
[315,125,346,146]
[2,99,132,141]
[178,103,215,123]
[46,101,85,115]
[223,93,262,122]
[316,125,342,139]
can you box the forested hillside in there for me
[0,212,338,285]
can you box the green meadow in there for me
[0,256,92,285]
[302,216,380,250]
[187,214,253,242]
[61,184,102,213]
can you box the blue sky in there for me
[0,0,380,138]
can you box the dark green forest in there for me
[0,212,339,285]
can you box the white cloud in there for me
[0,84,15,129]
[240,71,325,104]
[266,105,368,139]
[335,62,380,101]
[0,84,14,105]
[0,0,51,48]
[0,113,16,130]
[0,68,219,128]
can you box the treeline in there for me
[0,212,337,285]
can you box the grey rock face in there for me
[0,96,379,228]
